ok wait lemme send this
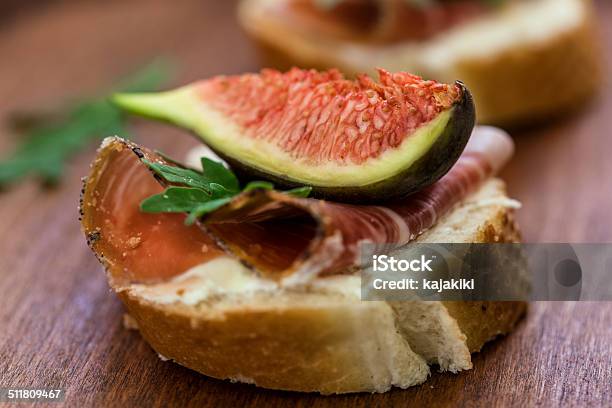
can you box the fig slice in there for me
[113,68,475,203]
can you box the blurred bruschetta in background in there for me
[238,0,602,126]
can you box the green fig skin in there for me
[114,82,475,204]
[220,82,475,203]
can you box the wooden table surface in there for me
[0,1,610,406]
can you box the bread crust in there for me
[443,207,527,354]
[448,3,601,125]
[119,291,429,394]
[238,0,601,125]
[112,179,527,393]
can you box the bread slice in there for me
[238,0,601,125]
[390,180,525,372]
[112,178,526,394]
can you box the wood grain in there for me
[0,1,610,406]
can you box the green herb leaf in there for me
[243,181,274,192]
[0,60,173,188]
[208,182,235,197]
[143,160,216,192]
[140,156,311,225]
[201,158,240,192]
[185,197,233,225]
[285,186,313,198]
[140,187,213,213]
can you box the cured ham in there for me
[279,0,493,44]
[81,127,512,286]
[80,138,223,285]
[203,126,514,283]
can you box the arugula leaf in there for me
[140,156,312,225]
[140,187,214,213]
[285,186,313,197]
[0,60,173,188]
[185,198,233,225]
[243,181,274,192]
[143,160,215,191]
[201,158,240,192]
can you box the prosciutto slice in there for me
[280,0,491,44]
[80,138,223,285]
[203,126,514,283]
[81,126,512,286]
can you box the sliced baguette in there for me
[391,179,525,372]
[238,0,601,125]
[113,178,526,393]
